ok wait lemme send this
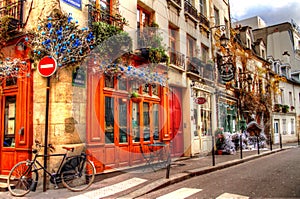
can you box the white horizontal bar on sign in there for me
[40,64,53,68]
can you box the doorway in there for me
[169,87,184,157]
[273,119,280,144]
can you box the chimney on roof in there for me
[282,51,290,64]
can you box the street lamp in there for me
[220,33,229,48]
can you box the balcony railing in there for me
[166,0,182,15]
[169,49,185,70]
[199,13,209,29]
[184,1,198,21]
[187,57,214,80]
[0,1,24,30]
[87,4,125,30]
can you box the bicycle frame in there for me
[23,150,69,191]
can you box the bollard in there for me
[257,135,260,155]
[270,133,272,151]
[165,144,171,179]
[280,133,282,149]
[240,134,243,159]
[298,132,300,146]
[165,154,171,179]
[212,136,215,166]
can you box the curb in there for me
[120,148,285,198]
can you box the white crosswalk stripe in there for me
[216,192,249,199]
[156,188,202,199]
[67,177,147,199]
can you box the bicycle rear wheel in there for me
[7,161,37,197]
[61,159,95,192]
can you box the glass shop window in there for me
[118,98,128,143]
[5,77,17,87]
[143,102,150,142]
[105,96,114,143]
[132,102,140,142]
[152,103,159,140]
[142,84,159,96]
[118,77,128,90]
[3,96,16,147]
[104,75,114,88]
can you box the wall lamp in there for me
[210,24,230,48]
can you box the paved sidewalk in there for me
[0,143,298,199]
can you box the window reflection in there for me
[105,97,114,143]
[119,98,128,143]
[143,102,150,141]
[3,96,16,147]
[132,102,140,142]
[152,104,159,140]
[105,75,114,88]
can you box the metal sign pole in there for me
[43,77,50,192]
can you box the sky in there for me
[229,0,300,27]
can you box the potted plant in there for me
[274,104,282,112]
[282,105,289,113]
[130,91,142,103]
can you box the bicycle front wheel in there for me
[7,161,37,197]
[61,159,95,192]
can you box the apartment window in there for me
[92,0,112,22]
[282,119,287,135]
[280,89,284,104]
[100,0,111,14]
[201,44,209,63]
[137,6,152,48]
[247,38,251,49]
[214,7,220,26]
[289,91,293,106]
[137,7,151,29]
[291,118,295,134]
[199,0,206,15]
[187,34,196,58]
[224,18,229,36]
[261,49,265,59]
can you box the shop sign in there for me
[194,97,207,105]
[218,62,235,82]
[62,0,82,10]
[72,67,86,87]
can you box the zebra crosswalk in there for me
[67,177,147,199]
[67,177,250,199]
[156,188,202,199]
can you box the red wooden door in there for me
[169,87,184,157]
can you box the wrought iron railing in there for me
[184,1,198,20]
[187,57,214,80]
[170,0,182,6]
[199,13,209,28]
[0,1,24,30]
[169,49,185,70]
[87,4,125,30]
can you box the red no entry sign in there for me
[38,56,57,77]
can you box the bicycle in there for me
[7,140,96,197]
